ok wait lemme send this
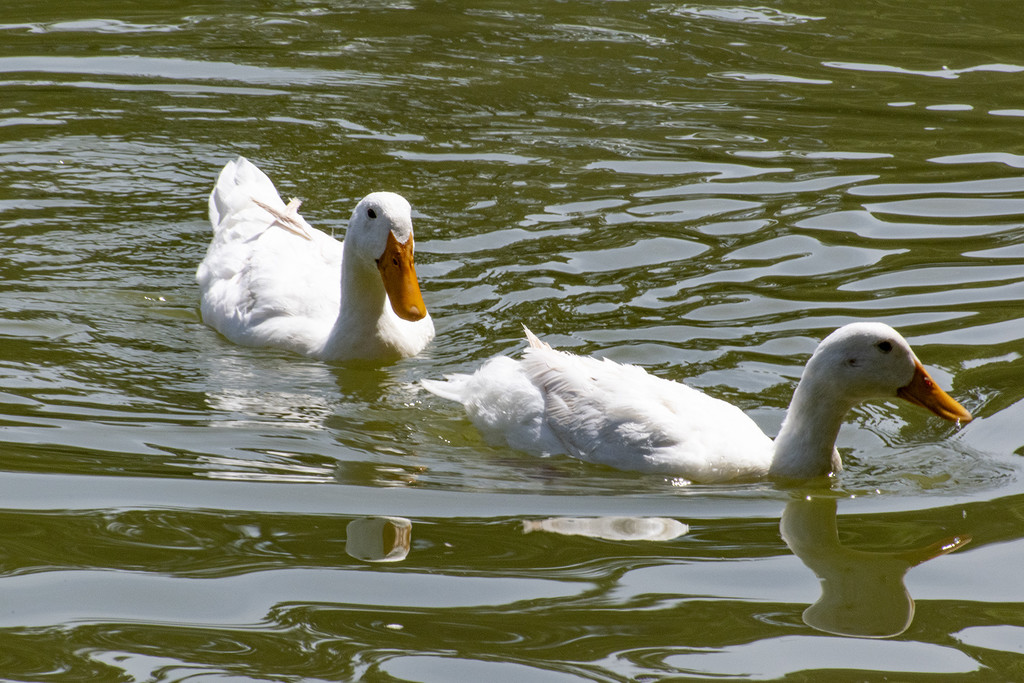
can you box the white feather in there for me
[196,157,434,361]
[423,323,970,482]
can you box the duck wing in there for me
[522,343,774,481]
[197,157,343,354]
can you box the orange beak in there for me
[377,231,427,322]
[896,360,973,423]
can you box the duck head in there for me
[347,191,427,322]
[809,322,972,423]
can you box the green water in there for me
[2,1,1024,680]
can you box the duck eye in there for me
[367,209,377,219]
[877,341,893,353]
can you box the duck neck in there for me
[768,374,849,479]
[333,243,389,338]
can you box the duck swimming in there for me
[196,157,434,361]
[422,323,971,482]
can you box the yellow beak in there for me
[377,231,427,322]
[896,360,973,423]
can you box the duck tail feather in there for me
[522,325,550,350]
[421,376,467,402]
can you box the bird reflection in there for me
[780,496,969,638]
[523,516,689,542]
[345,516,412,562]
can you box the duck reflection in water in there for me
[781,496,969,638]
[523,516,689,542]
[345,516,412,562]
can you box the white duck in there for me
[422,323,972,482]
[196,157,434,361]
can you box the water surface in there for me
[2,1,1024,680]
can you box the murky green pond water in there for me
[2,1,1024,680]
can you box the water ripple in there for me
[0,55,395,88]
[1,1,1024,678]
